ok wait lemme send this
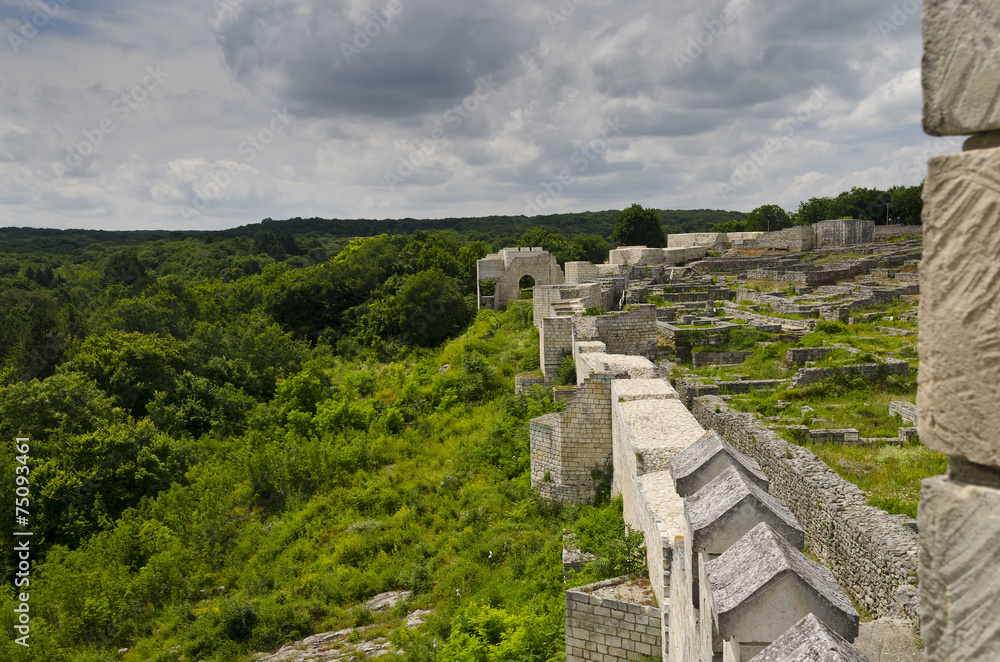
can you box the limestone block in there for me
[919,475,1000,661]
[919,147,1000,467]
[752,614,872,662]
[922,0,1000,135]
[685,466,804,555]
[704,523,859,645]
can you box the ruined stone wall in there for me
[735,289,821,316]
[609,246,706,266]
[691,351,753,368]
[874,224,923,241]
[540,316,573,381]
[593,305,658,358]
[478,247,564,311]
[692,255,802,273]
[744,259,880,285]
[718,303,817,331]
[514,373,546,394]
[785,347,831,365]
[565,579,663,661]
[667,233,727,250]
[534,283,605,325]
[529,373,615,503]
[743,226,817,252]
[789,359,910,387]
[815,219,875,247]
[565,261,600,283]
[690,396,920,624]
[889,401,917,425]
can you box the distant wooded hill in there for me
[0,208,747,254]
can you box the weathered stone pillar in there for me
[919,2,1000,659]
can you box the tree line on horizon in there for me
[711,183,924,235]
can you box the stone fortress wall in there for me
[689,398,920,624]
[526,296,880,659]
[514,207,939,659]
[565,577,664,662]
[476,247,564,311]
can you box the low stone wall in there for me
[790,359,910,387]
[889,401,918,425]
[691,350,754,368]
[785,347,830,365]
[689,396,920,625]
[717,379,786,394]
[736,289,821,316]
[565,578,663,661]
[675,378,721,409]
[743,226,817,252]
[693,254,803,273]
[719,303,817,330]
[515,373,546,394]
[873,224,922,241]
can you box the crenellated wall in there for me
[689,396,920,625]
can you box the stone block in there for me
[752,613,871,661]
[922,0,1000,135]
[919,475,1000,661]
[919,147,1000,467]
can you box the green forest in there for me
[0,195,921,661]
[0,218,653,662]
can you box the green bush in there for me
[555,355,576,386]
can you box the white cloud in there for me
[0,0,928,229]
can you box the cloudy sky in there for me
[0,0,950,231]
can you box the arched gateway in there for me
[476,247,564,310]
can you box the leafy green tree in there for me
[571,234,611,263]
[0,288,74,380]
[61,331,188,416]
[793,196,841,225]
[102,250,147,287]
[889,183,923,225]
[710,219,748,233]
[746,205,792,232]
[32,419,202,548]
[612,203,665,247]
[356,268,473,349]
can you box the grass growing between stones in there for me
[721,367,943,519]
[805,442,946,519]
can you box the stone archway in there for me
[476,247,565,310]
[518,274,536,299]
